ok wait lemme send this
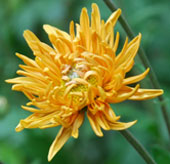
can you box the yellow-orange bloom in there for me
[6,3,163,161]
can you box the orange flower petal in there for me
[123,68,150,85]
[48,127,72,161]
[107,84,140,103]
[43,24,70,40]
[115,34,141,72]
[95,112,110,130]
[109,120,137,130]
[72,112,85,138]
[128,88,163,100]
[15,53,38,67]
[87,110,103,137]
[91,3,101,33]
[105,8,121,32]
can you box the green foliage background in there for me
[0,0,170,163]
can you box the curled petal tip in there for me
[117,8,122,14]
[122,120,137,129]
[92,3,98,9]
[15,52,22,58]
[92,3,96,7]
[5,79,10,83]
[48,154,52,162]
[110,119,137,130]
[123,120,138,129]
[43,24,54,32]
[23,30,31,37]
[72,133,78,139]
[145,68,150,75]
[138,33,142,40]
[159,89,164,95]
[43,24,49,28]
[136,84,140,88]
[146,67,150,72]
[82,7,87,12]
[43,24,49,31]
[15,124,24,132]
[133,120,137,124]
[15,128,20,132]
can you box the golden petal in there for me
[128,88,163,100]
[43,24,70,40]
[17,111,60,130]
[20,119,45,129]
[19,64,41,73]
[56,36,73,52]
[71,112,85,138]
[23,30,41,53]
[102,104,119,122]
[87,110,103,137]
[105,8,121,34]
[109,120,137,130]
[39,123,60,129]
[123,68,150,85]
[23,91,35,100]
[5,77,45,88]
[16,53,38,67]
[48,127,72,161]
[107,84,140,103]
[16,70,49,84]
[49,36,71,55]
[69,21,75,40]
[15,123,24,132]
[97,86,107,101]
[116,37,128,61]
[15,114,36,131]
[95,112,110,130]
[115,33,141,72]
[21,105,55,114]
[91,3,101,33]
[80,8,90,49]
[104,67,125,91]
[37,40,56,56]
[113,32,120,52]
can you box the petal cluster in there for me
[6,3,163,161]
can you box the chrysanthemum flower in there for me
[6,3,163,161]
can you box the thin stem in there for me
[103,0,170,137]
[120,130,157,164]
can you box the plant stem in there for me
[120,130,157,164]
[103,0,170,137]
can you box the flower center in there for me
[60,63,98,109]
[60,64,87,107]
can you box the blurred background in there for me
[0,0,170,163]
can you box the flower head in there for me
[6,3,163,161]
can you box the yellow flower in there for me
[6,3,163,161]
